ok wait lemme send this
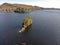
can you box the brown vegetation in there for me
[0,3,43,13]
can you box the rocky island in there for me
[19,17,32,32]
[0,3,43,13]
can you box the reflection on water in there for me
[24,24,32,32]
[16,24,32,45]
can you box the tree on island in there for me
[14,7,26,13]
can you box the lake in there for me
[0,10,60,45]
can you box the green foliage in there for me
[14,7,26,13]
[14,7,32,13]
[23,17,32,28]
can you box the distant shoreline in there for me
[0,3,43,13]
[0,3,60,13]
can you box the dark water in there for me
[0,10,60,45]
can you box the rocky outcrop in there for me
[19,17,32,32]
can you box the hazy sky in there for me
[0,0,60,8]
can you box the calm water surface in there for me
[0,10,60,45]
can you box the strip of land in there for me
[0,3,43,13]
[0,3,60,13]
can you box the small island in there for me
[19,17,32,32]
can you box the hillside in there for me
[0,3,43,13]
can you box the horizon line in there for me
[0,2,60,8]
